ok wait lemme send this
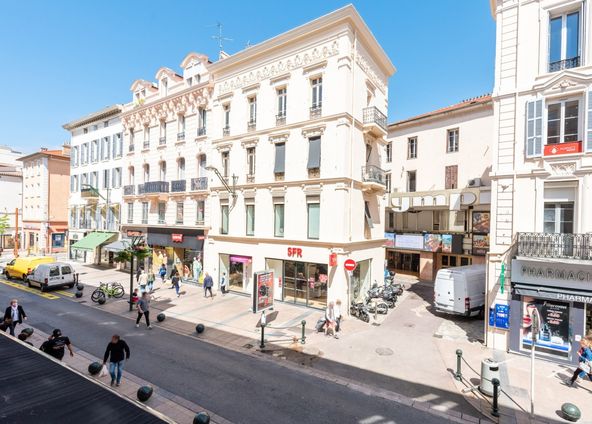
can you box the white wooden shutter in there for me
[586,89,592,152]
[525,99,543,157]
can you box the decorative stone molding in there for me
[549,162,576,176]
[217,40,340,95]
[241,83,260,94]
[355,51,386,93]
[301,125,325,138]
[240,138,259,148]
[268,132,290,144]
[303,184,322,195]
[215,143,233,152]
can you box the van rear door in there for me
[60,265,74,285]
[47,265,61,287]
[435,270,456,312]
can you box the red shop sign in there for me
[171,233,184,243]
[287,247,303,258]
[329,253,337,267]
[544,141,582,156]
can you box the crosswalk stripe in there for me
[0,279,60,300]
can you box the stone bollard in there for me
[193,412,210,424]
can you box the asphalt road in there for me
[0,282,454,424]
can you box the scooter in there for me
[350,300,370,323]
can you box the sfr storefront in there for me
[509,259,592,364]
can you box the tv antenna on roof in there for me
[210,22,233,58]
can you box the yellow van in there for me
[3,256,56,280]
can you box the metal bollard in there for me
[491,378,500,417]
[301,320,306,344]
[455,349,463,381]
[260,323,266,349]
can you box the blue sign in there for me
[490,304,509,329]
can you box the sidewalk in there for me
[23,326,229,424]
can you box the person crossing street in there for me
[103,334,130,387]
[3,299,27,336]
[135,292,152,329]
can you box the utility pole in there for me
[529,307,541,419]
[13,207,19,257]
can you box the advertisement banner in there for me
[521,297,570,357]
[423,234,442,252]
[441,235,452,253]
[472,212,490,234]
[472,234,489,256]
[252,270,274,313]
[394,234,424,250]
[384,232,395,248]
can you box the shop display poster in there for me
[521,297,570,355]
[253,270,274,313]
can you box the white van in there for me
[434,264,486,317]
[27,262,76,292]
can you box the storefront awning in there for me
[71,232,116,251]
[103,239,131,252]
[513,283,592,304]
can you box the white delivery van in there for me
[434,264,486,317]
[27,262,76,292]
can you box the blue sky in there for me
[0,0,495,153]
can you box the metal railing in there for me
[310,105,322,118]
[517,232,592,260]
[549,56,580,73]
[276,114,286,126]
[223,126,230,137]
[191,177,208,191]
[129,144,135,153]
[363,106,387,131]
[123,185,135,196]
[159,136,166,146]
[171,179,186,192]
[361,165,386,185]
[177,132,185,141]
[143,140,150,149]
[246,174,255,183]
[143,181,169,194]
[247,120,256,132]
[197,127,206,137]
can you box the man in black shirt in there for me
[41,329,74,360]
[103,334,130,387]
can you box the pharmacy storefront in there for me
[509,259,592,364]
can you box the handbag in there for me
[580,360,592,374]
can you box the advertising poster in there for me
[252,270,274,313]
[472,235,489,256]
[423,234,442,252]
[441,234,452,253]
[521,296,570,357]
[472,212,490,234]
[384,232,395,248]
[394,234,424,250]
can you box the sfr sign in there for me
[287,247,303,258]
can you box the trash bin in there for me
[479,358,500,396]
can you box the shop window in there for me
[246,204,255,236]
[220,205,229,234]
[274,202,284,237]
[283,260,328,308]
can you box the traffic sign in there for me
[344,259,357,272]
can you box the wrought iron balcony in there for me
[517,232,592,260]
[123,185,135,196]
[171,179,186,192]
[143,140,150,149]
[223,126,230,137]
[549,56,580,73]
[191,177,208,191]
[128,144,135,153]
[247,120,256,132]
[246,174,255,183]
[361,165,386,185]
[177,132,185,141]
[310,105,322,119]
[276,114,286,126]
[197,127,206,137]
[143,181,169,194]
[363,106,387,134]
[159,136,166,146]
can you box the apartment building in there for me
[203,5,395,308]
[63,105,123,265]
[384,95,493,281]
[0,146,23,251]
[120,54,212,281]
[488,0,592,364]
[18,146,70,254]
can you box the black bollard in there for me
[193,412,210,424]
[301,320,306,344]
[491,378,500,417]
[455,349,463,381]
[260,323,266,349]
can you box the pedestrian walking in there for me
[40,329,74,360]
[159,264,167,284]
[3,299,27,336]
[147,269,155,293]
[203,272,213,298]
[335,299,343,333]
[135,267,142,283]
[220,272,228,295]
[171,272,180,297]
[565,337,592,387]
[325,301,338,339]
[138,269,148,293]
[135,292,152,329]
[103,334,130,387]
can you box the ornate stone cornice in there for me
[268,132,290,144]
[301,124,325,138]
[355,50,386,94]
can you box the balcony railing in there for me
[247,120,256,132]
[361,165,386,185]
[191,177,208,191]
[276,114,286,126]
[129,144,135,153]
[123,185,135,196]
[363,107,387,132]
[246,174,255,183]
[549,56,580,73]
[159,136,166,146]
[223,126,230,137]
[143,181,169,194]
[171,179,186,192]
[143,140,150,149]
[517,232,592,260]
[310,105,322,119]
[177,132,185,141]
[197,127,206,137]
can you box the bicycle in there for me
[91,282,125,303]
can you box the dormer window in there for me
[161,77,168,96]
[187,77,192,87]
[196,74,201,84]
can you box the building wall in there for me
[0,146,23,247]
[48,157,70,223]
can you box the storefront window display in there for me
[152,247,203,282]
[282,260,327,308]
[219,254,252,292]
[349,259,371,303]
[52,233,65,249]
[521,296,570,358]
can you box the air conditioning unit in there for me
[467,178,481,187]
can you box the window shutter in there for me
[586,89,592,152]
[525,99,543,157]
[306,137,321,169]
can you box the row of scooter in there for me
[350,278,404,322]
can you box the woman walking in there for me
[3,299,27,336]
[566,337,592,387]
[147,269,155,293]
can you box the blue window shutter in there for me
[587,89,592,152]
[525,99,543,158]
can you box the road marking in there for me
[55,290,75,298]
[0,279,60,300]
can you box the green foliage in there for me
[113,244,151,264]
[0,214,9,236]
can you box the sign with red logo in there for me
[126,230,143,237]
[171,233,184,243]
[287,247,303,258]
[197,236,205,240]
[544,141,582,156]
[344,259,357,272]
[329,253,337,267]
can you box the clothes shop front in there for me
[147,228,205,282]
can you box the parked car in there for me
[434,264,486,318]
[27,262,75,291]
[3,256,56,280]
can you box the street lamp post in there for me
[529,307,541,419]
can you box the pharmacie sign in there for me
[512,259,592,289]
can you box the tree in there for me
[0,214,9,237]
[113,242,151,311]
